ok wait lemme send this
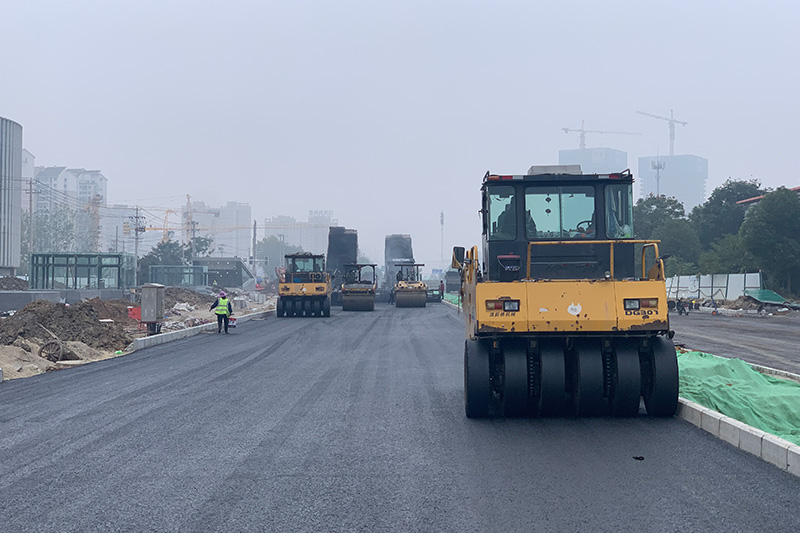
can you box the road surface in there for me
[1,304,799,532]
[671,311,800,374]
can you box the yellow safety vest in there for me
[215,298,230,316]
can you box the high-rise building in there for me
[558,147,628,174]
[638,154,708,210]
[0,116,23,276]
[261,210,337,254]
[183,201,252,258]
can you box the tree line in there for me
[634,179,800,295]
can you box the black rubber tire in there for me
[642,336,679,417]
[570,339,606,416]
[464,339,492,418]
[323,297,331,317]
[277,298,285,318]
[302,299,312,317]
[610,339,642,417]
[313,299,322,317]
[503,340,532,416]
[538,339,568,416]
[291,300,300,317]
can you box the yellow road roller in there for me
[277,252,332,317]
[452,167,678,418]
[341,263,377,311]
[393,263,428,308]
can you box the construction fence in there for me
[665,272,762,301]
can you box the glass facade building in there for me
[30,252,135,289]
[0,116,23,276]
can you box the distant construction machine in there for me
[393,263,428,308]
[383,234,414,299]
[341,263,378,311]
[452,166,678,418]
[326,226,358,306]
[277,252,332,317]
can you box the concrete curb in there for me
[677,398,800,477]
[131,310,274,350]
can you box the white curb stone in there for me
[762,434,791,470]
[788,446,800,477]
[738,427,766,457]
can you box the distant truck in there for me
[326,226,358,306]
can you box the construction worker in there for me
[210,291,233,333]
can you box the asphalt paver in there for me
[1,304,799,532]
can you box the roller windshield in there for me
[488,186,516,241]
[524,186,596,239]
[286,256,325,273]
[605,184,633,238]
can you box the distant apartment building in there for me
[183,201,252,259]
[0,116,23,276]
[558,147,628,174]
[638,154,708,210]
[261,210,337,255]
[33,166,107,212]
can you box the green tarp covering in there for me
[744,289,787,304]
[678,351,800,446]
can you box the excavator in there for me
[277,252,332,317]
[452,166,678,418]
[341,263,377,311]
[393,263,428,308]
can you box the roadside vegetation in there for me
[635,180,800,295]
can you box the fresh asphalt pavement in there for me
[671,311,800,374]
[1,303,799,532]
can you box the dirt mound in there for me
[81,298,138,325]
[728,295,762,310]
[165,287,216,310]
[0,300,132,351]
[0,277,28,290]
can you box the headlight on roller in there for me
[624,299,640,310]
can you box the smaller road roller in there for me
[277,252,332,317]
[341,263,378,311]
[393,263,428,308]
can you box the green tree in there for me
[255,236,303,280]
[689,179,767,249]
[633,195,686,240]
[698,233,758,274]
[137,240,187,283]
[739,187,800,293]
[651,219,701,275]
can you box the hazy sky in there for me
[3,0,799,270]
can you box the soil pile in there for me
[165,287,216,309]
[82,298,138,325]
[0,300,131,351]
[728,295,762,310]
[0,277,28,290]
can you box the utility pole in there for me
[28,177,34,254]
[130,206,146,286]
[186,194,195,262]
[651,155,666,197]
[251,219,257,274]
[440,210,444,271]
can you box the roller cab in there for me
[277,253,332,317]
[454,167,678,418]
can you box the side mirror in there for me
[452,246,465,270]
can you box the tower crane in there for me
[636,109,688,156]
[562,120,640,150]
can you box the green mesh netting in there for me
[443,293,460,305]
[678,351,800,446]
